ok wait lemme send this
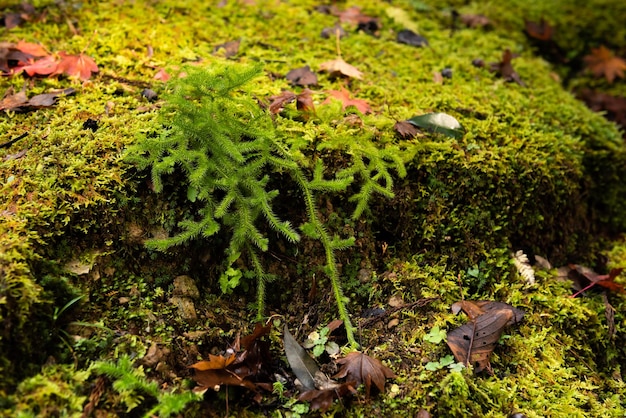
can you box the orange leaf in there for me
[16,41,48,57]
[584,46,626,84]
[54,52,99,80]
[319,58,363,79]
[189,353,237,371]
[323,87,371,114]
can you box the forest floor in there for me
[1,0,626,417]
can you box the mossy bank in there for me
[1,0,625,416]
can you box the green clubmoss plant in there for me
[126,63,403,348]
[91,355,200,417]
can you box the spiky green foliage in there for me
[91,355,200,417]
[126,63,405,346]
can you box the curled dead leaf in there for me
[319,58,363,79]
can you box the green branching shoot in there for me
[126,63,405,348]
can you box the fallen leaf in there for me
[567,264,625,297]
[53,51,99,80]
[0,88,28,111]
[268,90,297,114]
[0,42,32,72]
[447,301,524,373]
[319,58,363,79]
[396,29,429,47]
[406,112,464,139]
[298,381,357,412]
[584,45,626,84]
[323,87,371,114]
[0,87,75,112]
[490,49,526,87]
[394,120,419,139]
[334,351,396,396]
[284,325,320,391]
[286,65,318,86]
[524,19,553,41]
[296,88,315,114]
[190,323,272,393]
[213,39,240,58]
[16,40,48,57]
[460,14,490,28]
[154,68,171,82]
[20,55,59,76]
[578,89,626,135]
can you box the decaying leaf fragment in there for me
[512,250,535,285]
[447,301,524,374]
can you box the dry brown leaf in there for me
[298,381,357,412]
[584,45,626,84]
[447,301,524,374]
[268,90,297,114]
[319,58,363,79]
[334,352,396,396]
[0,88,28,111]
[323,87,371,114]
[296,88,315,114]
[286,66,318,86]
[524,19,554,41]
[213,39,240,58]
[490,49,526,87]
[393,121,419,139]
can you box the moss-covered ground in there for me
[1,0,625,416]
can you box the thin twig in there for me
[0,132,28,149]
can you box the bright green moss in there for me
[0,0,625,415]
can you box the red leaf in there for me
[323,87,371,114]
[334,352,396,397]
[16,40,48,57]
[54,52,99,80]
[20,55,58,76]
[568,265,625,297]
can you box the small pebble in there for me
[141,88,158,102]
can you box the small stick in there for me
[0,132,28,149]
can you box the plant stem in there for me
[248,245,266,320]
[294,171,359,349]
